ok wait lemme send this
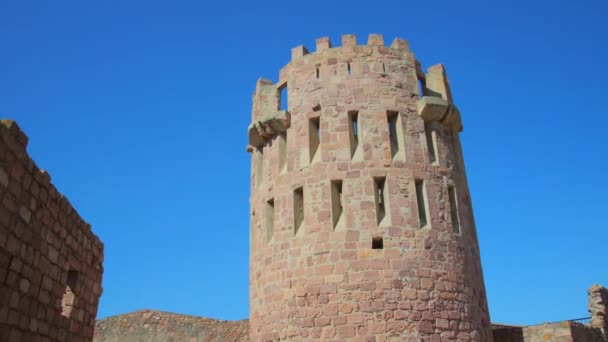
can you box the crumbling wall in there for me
[589,285,608,334]
[0,120,104,341]
[492,321,607,342]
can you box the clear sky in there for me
[1,0,606,326]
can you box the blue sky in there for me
[1,0,606,325]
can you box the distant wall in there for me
[493,321,606,342]
[0,120,104,341]
[94,310,249,342]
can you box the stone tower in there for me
[247,34,492,341]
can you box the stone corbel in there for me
[247,110,291,151]
[417,96,462,131]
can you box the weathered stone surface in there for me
[0,120,104,342]
[94,310,248,342]
[248,34,492,341]
[589,285,608,332]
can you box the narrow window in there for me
[387,111,401,160]
[61,270,79,318]
[425,123,438,165]
[309,117,320,162]
[347,62,352,75]
[256,147,264,187]
[372,236,383,249]
[451,131,462,171]
[266,199,275,242]
[294,187,304,235]
[415,179,429,228]
[448,186,460,233]
[382,63,386,74]
[348,111,359,158]
[316,67,320,79]
[374,177,387,225]
[417,78,425,97]
[278,83,288,111]
[278,133,287,172]
[331,180,343,230]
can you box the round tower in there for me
[247,34,492,341]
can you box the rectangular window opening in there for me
[448,186,460,234]
[278,83,288,111]
[348,111,359,158]
[294,187,304,235]
[425,123,437,165]
[374,177,387,225]
[61,270,79,318]
[309,117,320,162]
[415,179,428,228]
[372,236,383,249]
[316,67,320,79]
[266,199,275,242]
[278,133,287,172]
[347,62,352,75]
[382,63,386,74]
[331,180,343,230]
[387,111,400,159]
[417,78,425,97]
[256,147,264,188]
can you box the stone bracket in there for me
[417,96,462,131]
[248,110,291,149]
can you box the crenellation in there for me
[341,34,357,47]
[425,63,453,102]
[367,33,384,46]
[291,45,309,60]
[315,36,332,52]
[391,37,410,52]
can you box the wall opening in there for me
[451,131,462,171]
[61,270,79,318]
[382,63,386,74]
[417,78,425,97]
[331,180,343,230]
[424,123,438,165]
[448,186,460,233]
[348,111,359,159]
[256,147,264,188]
[374,177,387,225]
[316,66,320,79]
[387,111,403,160]
[266,199,275,242]
[278,133,287,173]
[415,179,429,228]
[347,62,352,75]
[294,187,304,235]
[372,236,384,249]
[278,83,288,111]
[309,117,320,163]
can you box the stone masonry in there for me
[589,285,608,335]
[492,285,608,342]
[0,120,104,341]
[248,34,492,341]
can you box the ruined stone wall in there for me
[0,120,104,341]
[589,285,608,334]
[248,34,492,341]
[493,322,606,342]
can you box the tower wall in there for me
[248,34,492,341]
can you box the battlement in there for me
[290,34,410,60]
[248,34,461,150]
